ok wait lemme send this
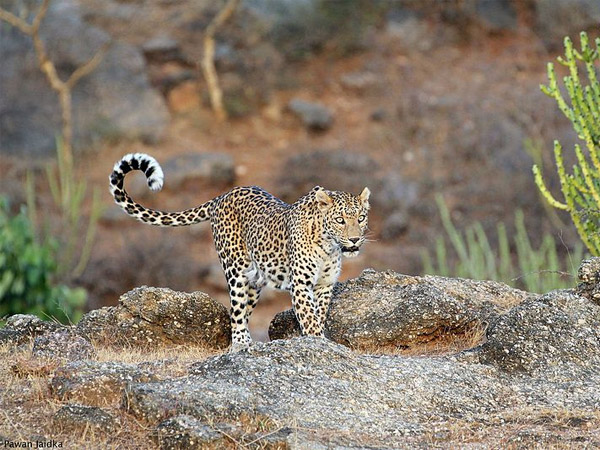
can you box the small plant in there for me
[26,139,103,280]
[0,198,86,323]
[422,195,583,293]
[533,31,600,255]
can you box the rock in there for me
[339,71,379,93]
[576,257,600,303]
[386,9,436,52]
[0,0,169,157]
[287,99,334,131]
[51,360,158,405]
[380,210,409,239]
[277,150,377,202]
[476,289,600,380]
[269,269,532,350]
[534,0,600,44]
[474,0,517,32]
[377,173,419,213]
[277,150,418,214]
[246,0,379,60]
[53,404,118,433]
[161,152,236,188]
[0,314,64,345]
[154,415,225,449]
[129,152,235,196]
[76,286,231,349]
[32,329,96,361]
[124,337,518,445]
[142,34,183,63]
[370,108,388,122]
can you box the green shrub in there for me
[533,31,600,255]
[0,197,86,323]
[422,195,583,293]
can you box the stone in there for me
[51,360,158,405]
[142,34,183,63]
[161,152,236,188]
[32,329,96,361]
[0,0,169,157]
[474,0,517,32]
[475,289,600,380]
[76,286,231,349]
[127,152,235,197]
[287,99,334,131]
[386,9,436,52]
[269,269,531,351]
[339,71,379,93]
[53,404,118,433]
[380,210,409,239]
[277,150,418,214]
[534,0,600,44]
[154,415,225,449]
[576,257,600,303]
[0,314,63,345]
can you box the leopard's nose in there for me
[349,237,360,244]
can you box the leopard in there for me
[109,153,370,351]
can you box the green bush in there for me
[422,195,583,293]
[0,197,86,323]
[533,31,600,255]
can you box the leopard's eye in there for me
[358,214,366,223]
[335,217,345,225]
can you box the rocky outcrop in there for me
[76,286,231,350]
[123,334,600,447]
[475,290,600,380]
[3,260,600,447]
[269,269,532,350]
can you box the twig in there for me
[201,0,241,122]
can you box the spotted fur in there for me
[110,153,371,351]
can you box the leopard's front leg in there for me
[313,283,333,336]
[291,280,322,336]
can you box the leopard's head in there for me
[316,186,371,258]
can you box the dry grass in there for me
[0,341,225,449]
[416,407,600,449]
[356,321,488,357]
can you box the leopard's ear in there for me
[316,189,333,210]
[359,187,370,208]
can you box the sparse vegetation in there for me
[533,31,600,255]
[27,140,103,281]
[422,195,583,293]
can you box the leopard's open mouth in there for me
[341,246,360,257]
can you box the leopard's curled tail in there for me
[109,153,212,226]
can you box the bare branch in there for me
[0,8,32,34]
[31,0,50,33]
[205,0,240,37]
[67,42,109,88]
[201,0,241,122]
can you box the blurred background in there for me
[1,0,598,340]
